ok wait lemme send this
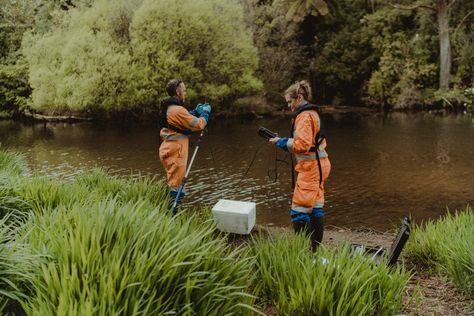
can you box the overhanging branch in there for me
[390,2,436,12]
[453,9,474,36]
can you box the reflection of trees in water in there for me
[0,121,55,147]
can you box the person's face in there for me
[285,94,304,111]
[176,82,187,101]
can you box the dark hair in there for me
[285,80,312,101]
[166,79,183,97]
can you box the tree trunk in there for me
[438,0,451,89]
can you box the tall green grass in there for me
[0,214,36,314]
[74,169,170,209]
[16,198,258,315]
[0,150,30,178]
[406,207,474,297]
[249,233,410,316]
[0,150,415,315]
[1,168,171,219]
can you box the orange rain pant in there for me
[287,108,331,213]
[159,138,189,190]
[292,157,331,213]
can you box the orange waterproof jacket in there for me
[287,104,331,213]
[159,98,207,189]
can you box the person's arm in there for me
[270,112,316,153]
[168,106,207,131]
[287,113,315,154]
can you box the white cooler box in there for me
[211,199,256,235]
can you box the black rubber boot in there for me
[292,221,311,235]
[310,216,324,251]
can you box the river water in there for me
[1,110,473,231]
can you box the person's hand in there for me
[192,103,202,115]
[188,109,199,116]
[271,137,289,152]
[200,102,211,114]
[269,137,280,144]
[195,103,211,122]
[196,103,210,116]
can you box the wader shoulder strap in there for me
[159,99,193,135]
[290,104,325,185]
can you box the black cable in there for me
[203,128,218,171]
[242,139,267,179]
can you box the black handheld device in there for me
[257,126,277,140]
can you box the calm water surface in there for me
[1,111,473,230]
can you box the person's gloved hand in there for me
[275,137,289,152]
[201,102,211,114]
[196,103,211,122]
[196,103,211,115]
[189,103,202,117]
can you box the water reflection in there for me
[1,111,473,230]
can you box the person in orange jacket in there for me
[270,80,331,251]
[159,79,211,206]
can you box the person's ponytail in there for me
[285,80,312,101]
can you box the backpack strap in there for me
[290,103,325,185]
[159,97,193,135]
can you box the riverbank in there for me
[324,227,473,316]
[248,225,474,315]
[0,148,472,315]
[17,104,376,122]
[0,151,409,315]
[2,102,473,125]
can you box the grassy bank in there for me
[249,233,409,315]
[0,151,258,315]
[405,208,474,298]
[4,149,469,315]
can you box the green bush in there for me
[22,0,261,112]
[0,56,31,112]
[406,208,474,297]
[249,232,410,315]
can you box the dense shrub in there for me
[22,0,261,112]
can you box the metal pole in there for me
[171,130,206,215]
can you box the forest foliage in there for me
[1,0,474,114]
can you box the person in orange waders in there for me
[159,79,211,206]
[270,80,331,251]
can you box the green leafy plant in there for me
[249,232,410,315]
[18,198,258,315]
[22,0,261,112]
[406,207,474,297]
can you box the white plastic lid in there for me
[212,199,256,215]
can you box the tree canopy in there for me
[20,0,261,112]
[1,0,473,113]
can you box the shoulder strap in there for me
[290,103,325,185]
[290,103,324,141]
[159,98,193,135]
